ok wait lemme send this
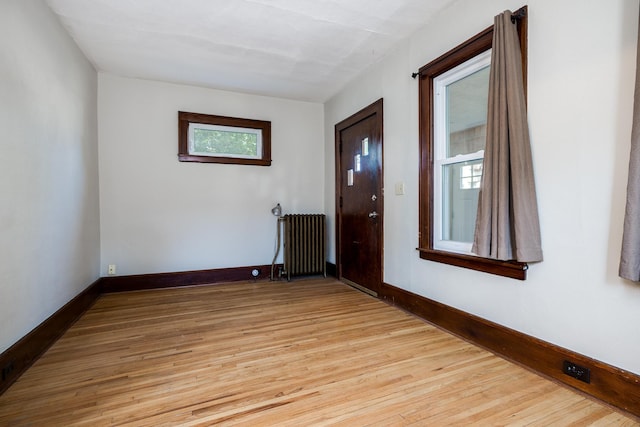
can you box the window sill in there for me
[417,247,528,280]
[178,154,271,166]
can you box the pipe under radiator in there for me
[283,214,326,281]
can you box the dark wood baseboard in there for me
[0,279,102,395]
[379,282,640,417]
[100,264,276,293]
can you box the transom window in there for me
[178,112,271,166]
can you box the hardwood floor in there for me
[0,278,636,426]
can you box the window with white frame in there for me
[433,50,491,254]
[178,111,271,166]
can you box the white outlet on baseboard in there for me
[108,264,116,275]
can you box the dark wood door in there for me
[335,99,383,295]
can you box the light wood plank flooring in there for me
[0,278,636,426]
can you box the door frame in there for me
[334,98,384,293]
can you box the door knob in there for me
[368,211,379,218]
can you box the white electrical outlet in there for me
[108,264,116,275]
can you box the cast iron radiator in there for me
[283,214,326,280]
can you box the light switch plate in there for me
[395,182,405,195]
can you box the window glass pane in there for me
[446,65,490,157]
[192,128,259,157]
[442,159,482,243]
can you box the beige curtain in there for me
[471,10,543,263]
[619,11,640,281]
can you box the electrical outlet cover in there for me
[562,360,590,383]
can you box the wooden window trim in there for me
[417,7,528,280]
[178,111,272,166]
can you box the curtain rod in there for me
[411,6,527,79]
[511,6,527,23]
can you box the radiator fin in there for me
[284,214,326,280]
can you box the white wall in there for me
[325,0,640,375]
[99,75,324,276]
[0,1,100,353]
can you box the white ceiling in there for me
[45,0,458,102]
